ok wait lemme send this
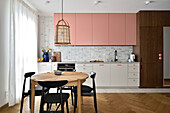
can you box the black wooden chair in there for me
[57,69,76,105]
[38,80,70,113]
[20,72,49,113]
[73,72,97,113]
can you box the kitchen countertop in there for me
[38,61,140,64]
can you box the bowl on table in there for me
[54,70,62,75]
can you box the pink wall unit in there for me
[126,13,136,45]
[54,13,76,45]
[75,13,93,45]
[92,13,109,45]
[53,13,136,46]
[108,13,126,45]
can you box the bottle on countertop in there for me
[114,50,118,62]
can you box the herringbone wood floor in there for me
[0,93,170,113]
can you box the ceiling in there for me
[26,0,170,16]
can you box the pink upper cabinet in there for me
[92,14,109,45]
[125,13,136,45]
[54,13,76,45]
[75,13,93,45]
[108,13,126,45]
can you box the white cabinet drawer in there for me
[38,63,51,73]
[128,72,139,79]
[76,66,92,73]
[128,79,139,86]
[51,62,57,72]
[128,63,139,67]
[128,66,139,72]
[76,64,92,67]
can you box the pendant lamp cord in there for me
[62,0,63,20]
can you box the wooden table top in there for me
[31,72,89,82]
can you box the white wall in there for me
[164,27,170,79]
[0,0,10,107]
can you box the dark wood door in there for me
[140,27,159,63]
[140,27,163,87]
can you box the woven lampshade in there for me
[55,19,70,44]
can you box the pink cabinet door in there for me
[126,13,136,45]
[109,13,126,45]
[75,13,93,45]
[92,13,109,45]
[54,13,76,45]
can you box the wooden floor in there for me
[0,93,170,113]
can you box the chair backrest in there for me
[22,72,35,93]
[38,80,68,88]
[24,72,35,78]
[90,72,96,91]
[90,72,96,79]
[39,80,67,113]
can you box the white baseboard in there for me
[96,87,170,93]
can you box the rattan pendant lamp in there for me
[55,0,70,44]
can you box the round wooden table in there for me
[31,72,89,113]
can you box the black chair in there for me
[73,72,97,113]
[38,80,70,113]
[57,69,76,105]
[20,72,49,113]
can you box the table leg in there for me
[81,96,83,105]
[31,80,35,113]
[77,79,82,113]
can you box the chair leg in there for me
[29,95,31,109]
[74,92,77,113]
[39,99,43,113]
[66,100,69,113]
[94,94,98,113]
[57,87,59,93]
[61,103,64,113]
[20,95,25,113]
[71,88,74,105]
[47,103,49,111]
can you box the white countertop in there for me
[38,61,140,64]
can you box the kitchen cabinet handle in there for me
[117,64,122,66]
[99,64,104,66]
[42,64,47,66]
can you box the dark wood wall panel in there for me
[135,11,169,88]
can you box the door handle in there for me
[158,53,162,60]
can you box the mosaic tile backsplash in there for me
[38,16,133,62]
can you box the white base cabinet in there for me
[127,63,140,86]
[38,62,52,73]
[38,62,58,73]
[93,64,111,87]
[111,64,128,86]
[38,62,140,87]
[75,64,93,86]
